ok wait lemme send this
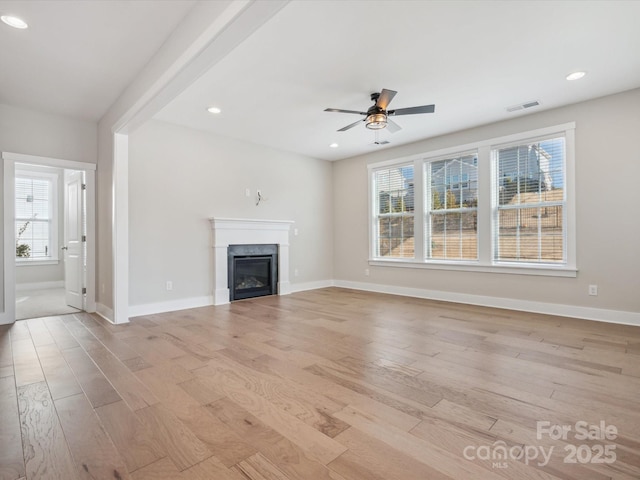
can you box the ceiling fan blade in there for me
[386,118,402,133]
[376,89,397,110]
[389,104,435,116]
[325,108,367,115]
[338,118,365,132]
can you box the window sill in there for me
[368,258,577,277]
[16,259,59,267]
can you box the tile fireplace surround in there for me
[209,218,293,305]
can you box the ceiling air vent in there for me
[506,100,540,113]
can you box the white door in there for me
[64,170,84,310]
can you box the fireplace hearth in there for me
[228,244,278,301]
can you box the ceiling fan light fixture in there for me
[365,113,387,130]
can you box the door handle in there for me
[61,246,68,250]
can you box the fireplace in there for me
[228,244,278,301]
[209,218,293,305]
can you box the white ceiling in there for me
[0,0,196,121]
[154,0,640,161]
[2,1,639,160]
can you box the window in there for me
[15,171,58,262]
[427,153,478,261]
[373,164,414,258]
[494,137,565,264]
[368,123,575,276]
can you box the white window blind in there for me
[373,165,415,258]
[493,136,566,264]
[15,175,55,260]
[426,153,478,260]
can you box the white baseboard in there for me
[16,280,64,292]
[96,303,114,323]
[114,279,639,328]
[333,280,640,327]
[290,279,335,293]
[129,295,214,318]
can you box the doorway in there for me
[1,152,96,325]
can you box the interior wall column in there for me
[113,133,129,323]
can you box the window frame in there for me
[368,122,576,277]
[15,169,59,266]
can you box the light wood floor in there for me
[1,287,640,480]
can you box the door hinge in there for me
[82,235,86,242]
[81,184,86,190]
[82,287,87,295]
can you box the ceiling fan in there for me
[325,88,435,133]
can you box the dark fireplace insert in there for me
[228,244,278,301]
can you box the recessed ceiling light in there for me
[329,143,339,148]
[1,15,28,29]
[207,106,221,114]
[566,71,586,81]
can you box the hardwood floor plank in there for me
[178,405,258,468]
[84,344,158,411]
[74,313,140,361]
[334,405,504,479]
[0,376,25,480]
[43,316,80,350]
[17,382,78,480]
[254,353,422,432]
[180,456,245,480]
[178,376,225,405]
[95,400,166,473]
[123,335,186,365]
[233,452,293,480]
[130,457,180,480]
[215,348,351,438]
[207,397,341,480]
[55,392,131,479]
[11,336,44,388]
[33,343,83,400]
[305,362,438,420]
[135,403,212,471]
[25,318,55,347]
[135,366,201,420]
[61,346,122,408]
[194,359,347,465]
[330,426,453,480]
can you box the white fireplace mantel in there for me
[209,217,294,305]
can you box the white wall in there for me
[333,88,640,318]
[128,120,333,309]
[0,103,96,319]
